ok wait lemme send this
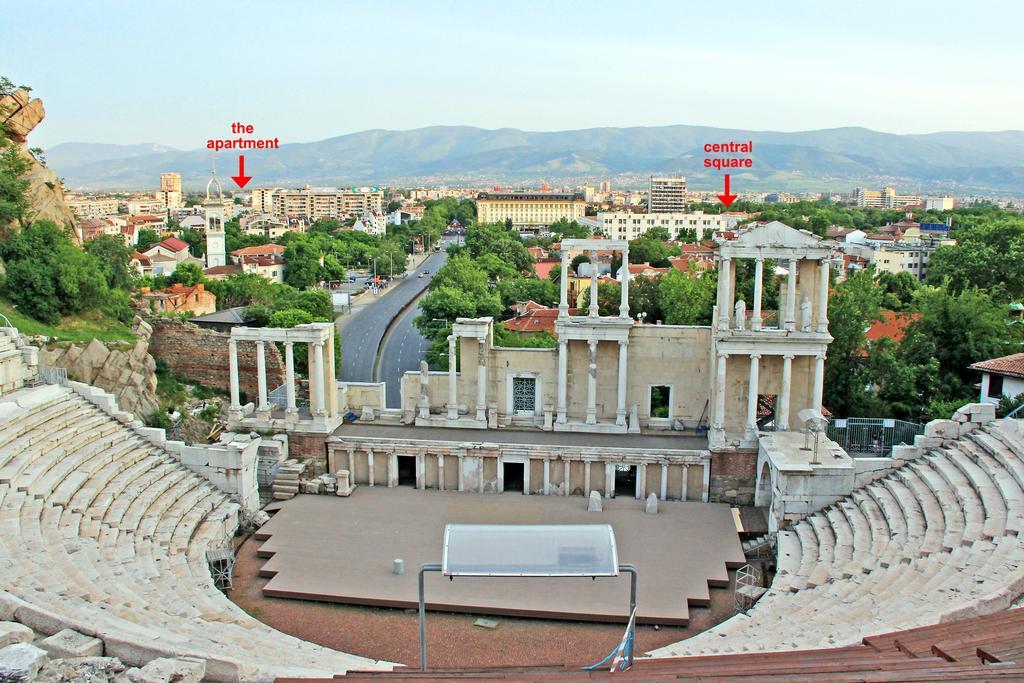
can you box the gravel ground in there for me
[227,534,741,669]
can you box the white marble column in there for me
[817,258,830,333]
[446,334,458,420]
[584,460,591,495]
[523,458,531,495]
[228,338,241,410]
[563,459,570,496]
[558,249,570,318]
[779,354,793,430]
[457,454,465,492]
[785,258,798,331]
[619,245,630,318]
[702,462,711,503]
[437,454,445,491]
[752,257,764,331]
[556,340,568,424]
[416,454,425,490]
[660,463,668,501]
[475,337,487,422]
[345,447,354,474]
[496,456,505,493]
[387,451,397,488]
[367,449,375,486]
[713,352,728,435]
[255,340,269,412]
[588,250,599,317]
[813,353,826,412]
[681,464,689,501]
[605,462,614,498]
[585,339,598,425]
[284,341,297,415]
[717,257,731,331]
[313,341,326,416]
[637,463,647,499]
[746,353,761,439]
[615,340,628,427]
[543,458,550,495]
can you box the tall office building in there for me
[648,176,687,213]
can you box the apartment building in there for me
[250,187,281,213]
[853,186,921,208]
[475,191,586,229]
[925,195,955,211]
[67,196,120,217]
[593,211,740,241]
[160,172,182,194]
[127,197,166,215]
[270,186,383,221]
[648,176,687,213]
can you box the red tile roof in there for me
[156,237,190,253]
[131,252,151,267]
[969,353,1024,379]
[865,311,920,345]
[204,264,243,276]
[503,307,559,334]
[231,244,284,257]
[533,260,559,280]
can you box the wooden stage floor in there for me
[254,488,745,625]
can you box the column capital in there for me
[783,353,795,360]
[717,351,730,359]
[816,352,827,361]
[284,340,294,348]
[749,353,761,360]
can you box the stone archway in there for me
[755,459,773,509]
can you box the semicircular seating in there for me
[0,384,392,681]
[651,417,1024,658]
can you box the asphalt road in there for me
[379,291,434,408]
[338,250,448,397]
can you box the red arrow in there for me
[717,173,737,207]
[231,155,252,189]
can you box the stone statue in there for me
[734,299,746,331]
[800,296,812,332]
[628,403,641,434]
[418,360,430,419]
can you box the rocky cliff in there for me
[1,88,77,235]
[39,317,159,418]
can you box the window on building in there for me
[988,374,1004,399]
[650,385,671,418]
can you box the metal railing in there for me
[827,417,923,457]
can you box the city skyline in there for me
[4,0,1023,149]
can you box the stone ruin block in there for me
[38,628,104,659]
[924,419,959,440]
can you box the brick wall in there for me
[709,448,758,505]
[149,318,285,400]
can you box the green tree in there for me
[876,270,918,310]
[823,269,884,416]
[136,228,160,252]
[657,270,717,325]
[83,234,134,290]
[283,238,323,289]
[628,238,671,267]
[0,220,110,324]
[0,140,31,231]
[169,262,206,287]
[644,226,672,242]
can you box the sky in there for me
[5,0,1023,149]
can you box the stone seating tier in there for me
[0,385,388,681]
[651,417,1024,658]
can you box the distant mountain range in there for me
[47,126,1024,195]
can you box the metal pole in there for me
[619,563,638,667]
[418,563,442,672]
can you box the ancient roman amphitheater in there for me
[3,317,1024,680]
